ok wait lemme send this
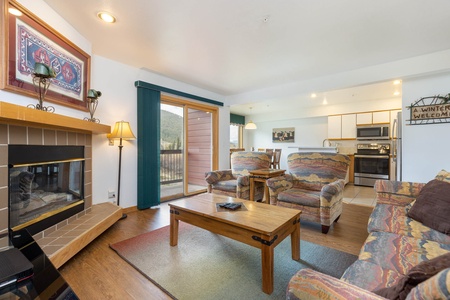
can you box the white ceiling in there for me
[42,0,450,113]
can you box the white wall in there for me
[244,116,327,170]
[401,72,450,183]
[3,1,227,209]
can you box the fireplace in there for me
[8,145,85,235]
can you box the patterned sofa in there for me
[266,152,350,233]
[286,176,450,299]
[205,151,271,201]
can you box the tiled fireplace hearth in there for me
[0,101,122,268]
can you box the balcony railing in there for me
[160,149,183,185]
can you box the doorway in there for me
[160,95,217,201]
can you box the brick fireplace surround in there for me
[0,101,122,268]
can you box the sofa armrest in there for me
[406,268,450,300]
[266,174,293,205]
[286,269,386,300]
[205,170,234,185]
[236,175,249,187]
[205,170,234,193]
[320,179,345,207]
[374,180,426,206]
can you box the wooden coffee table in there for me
[169,193,301,294]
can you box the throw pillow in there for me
[407,179,450,234]
[374,252,450,300]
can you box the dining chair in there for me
[271,149,282,169]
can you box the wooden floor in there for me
[59,201,374,300]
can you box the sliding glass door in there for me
[160,103,184,199]
[160,95,217,201]
[186,107,212,194]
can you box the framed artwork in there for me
[0,0,90,111]
[272,127,295,143]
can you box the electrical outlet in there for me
[108,191,115,199]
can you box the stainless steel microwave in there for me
[356,125,389,140]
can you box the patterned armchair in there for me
[267,152,350,234]
[205,151,271,201]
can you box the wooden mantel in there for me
[0,101,111,134]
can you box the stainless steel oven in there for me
[354,143,390,187]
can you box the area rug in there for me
[110,223,357,300]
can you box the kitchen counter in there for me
[288,146,338,153]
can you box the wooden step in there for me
[33,202,122,268]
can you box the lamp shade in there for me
[33,62,56,78]
[109,121,136,140]
[244,120,257,130]
[87,89,102,99]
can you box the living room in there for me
[1,0,450,299]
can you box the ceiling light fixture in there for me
[311,93,317,98]
[97,12,116,23]
[244,120,257,130]
[393,80,401,85]
[393,91,400,96]
[244,107,257,130]
[322,97,328,105]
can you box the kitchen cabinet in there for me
[372,111,390,124]
[327,115,341,139]
[341,114,356,139]
[329,109,400,140]
[328,114,356,139]
[356,113,372,125]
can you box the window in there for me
[230,124,243,148]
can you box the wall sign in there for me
[407,94,450,125]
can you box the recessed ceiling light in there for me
[393,80,401,85]
[394,91,400,96]
[97,12,116,23]
[310,93,317,98]
[8,8,22,16]
[322,97,328,105]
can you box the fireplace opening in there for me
[8,145,85,235]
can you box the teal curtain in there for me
[135,80,223,209]
[136,86,161,209]
[230,113,245,125]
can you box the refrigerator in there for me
[392,111,402,181]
